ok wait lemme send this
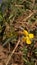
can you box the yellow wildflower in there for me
[22,36,31,44]
[22,29,34,44]
[29,33,34,39]
[26,36,31,44]
[23,30,28,36]
[22,37,26,42]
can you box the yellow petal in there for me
[26,37,31,44]
[29,34,34,39]
[23,30,28,36]
[22,37,26,42]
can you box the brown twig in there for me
[16,10,37,24]
[23,10,37,21]
[15,5,24,7]
[6,38,20,65]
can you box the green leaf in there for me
[3,35,17,46]
[0,15,3,22]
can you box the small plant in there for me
[0,0,37,65]
[22,29,34,44]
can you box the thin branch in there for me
[15,5,24,7]
[6,38,20,65]
[23,10,37,21]
[8,43,11,53]
[16,10,37,24]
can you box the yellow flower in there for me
[29,33,34,39]
[22,36,31,44]
[26,36,31,44]
[23,30,28,36]
[22,37,26,42]
[21,29,34,44]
